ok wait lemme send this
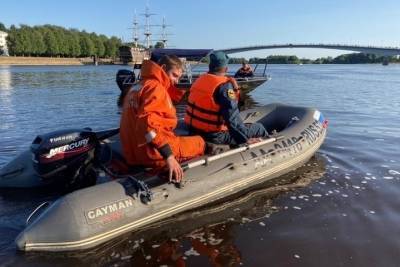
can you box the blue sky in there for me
[2,0,400,58]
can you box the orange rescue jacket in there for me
[184,73,232,132]
[119,60,185,166]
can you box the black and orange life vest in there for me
[184,73,233,133]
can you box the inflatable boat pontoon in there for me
[4,103,328,252]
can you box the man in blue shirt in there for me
[184,51,268,145]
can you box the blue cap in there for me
[209,51,229,71]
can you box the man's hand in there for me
[228,77,240,90]
[247,137,263,144]
[166,155,184,183]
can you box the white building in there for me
[0,31,9,56]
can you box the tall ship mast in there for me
[159,16,172,48]
[141,5,156,49]
[132,10,140,48]
[119,5,172,64]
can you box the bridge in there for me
[218,43,400,57]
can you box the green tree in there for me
[104,36,121,58]
[91,33,105,57]
[31,28,46,56]
[6,25,19,55]
[18,25,34,56]
[0,22,7,32]
[95,38,106,57]
[67,31,81,57]
[53,27,67,56]
[288,55,300,64]
[80,34,95,56]
[98,34,109,57]
[4,23,123,58]
[44,30,59,56]
[229,57,247,64]
[154,41,165,49]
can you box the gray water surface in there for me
[1,64,400,266]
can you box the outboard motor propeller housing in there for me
[31,128,99,190]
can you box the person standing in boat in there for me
[120,55,205,182]
[234,62,254,78]
[184,51,268,145]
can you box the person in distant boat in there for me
[120,55,205,182]
[116,69,136,108]
[184,51,268,145]
[234,62,254,78]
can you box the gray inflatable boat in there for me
[14,103,328,252]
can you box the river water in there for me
[0,64,400,266]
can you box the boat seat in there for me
[175,121,232,154]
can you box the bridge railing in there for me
[221,43,400,51]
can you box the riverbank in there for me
[0,56,115,66]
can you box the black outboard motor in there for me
[31,128,100,190]
[116,69,136,108]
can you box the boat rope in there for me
[99,163,153,204]
[26,202,51,226]
[96,140,153,204]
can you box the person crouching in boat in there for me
[120,55,205,182]
[184,51,268,145]
[234,62,254,78]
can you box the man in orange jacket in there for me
[120,55,205,182]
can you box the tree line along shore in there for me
[0,56,115,65]
[2,53,398,66]
[0,23,121,59]
[225,54,400,64]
